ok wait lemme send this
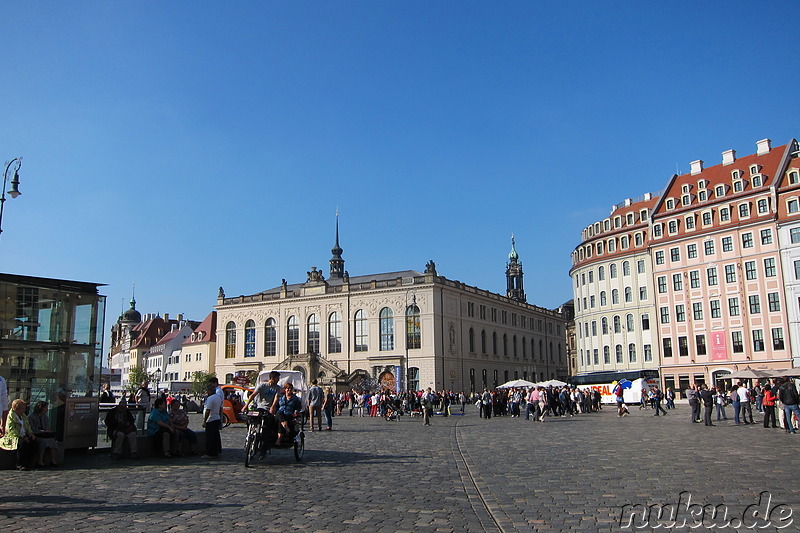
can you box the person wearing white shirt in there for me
[202,384,222,458]
[738,385,754,424]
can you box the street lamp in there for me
[0,158,23,238]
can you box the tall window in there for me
[265,318,277,356]
[244,319,256,357]
[628,344,636,363]
[615,345,623,363]
[481,330,487,353]
[379,307,394,351]
[307,314,320,354]
[287,316,300,355]
[354,310,368,352]
[328,312,342,353]
[469,328,475,353]
[407,367,420,391]
[406,304,421,349]
[225,321,236,358]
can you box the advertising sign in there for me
[710,331,728,361]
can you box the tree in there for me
[127,366,151,394]
[191,371,216,399]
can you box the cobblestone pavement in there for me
[1,405,799,532]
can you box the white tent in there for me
[538,379,568,388]
[497,379,537,389]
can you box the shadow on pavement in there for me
[0,494,242,518]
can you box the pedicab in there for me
[221,384,252,427]
[243,370,307,467]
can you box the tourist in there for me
[686,384,700,423]
[652,386,667,416]
[730,384,741,425]
[0,399,36,470]
[29,401,59,467]
[699,384,714,426]
[323,386,335,430]
[148,397,177,457]
[275,382,301,445]
[136,380,152,412]
[714,387,728,421]
[201,384,222,458]
[307,379,323,431]
[778,378,800,434]
[169,399,198,455]
[105,398,138,459]
[762,381,778,429]
[738,383,754,425]
[422,387,435,426]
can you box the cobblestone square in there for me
[1,406,797,532]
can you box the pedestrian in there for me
[0,372,8,437]
[699,384,714,426]
[652,386,667,416]
[730,384,741,424]
[665,388,675,410]
[99,383,115,404]
[322,387,335,430]
[136,381,152,412]
[526,387,540,421]
[714,388,728,421]
[308,379,323,431]
[422,388,435,426]
[778,378,800,434]
[481,389,492,420]
[613,382,628,417]
[201,384,222,458]
[686,384,700,423]
[738,383,754,424]
[762,381,778,429]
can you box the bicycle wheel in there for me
[222,413,231,428]
[244,427,258,468]
[294,432,304,462]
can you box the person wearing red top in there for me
[763,380,779,429]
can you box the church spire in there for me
[506,235,526,303]
[329,210,345,279]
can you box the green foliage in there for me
[127,365,151,394]
[191,370,216,398]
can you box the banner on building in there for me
[710,331,728,361]
[394,365,403,394]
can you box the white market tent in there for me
[497,379,537,389]
[536,379,568,388]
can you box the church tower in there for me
[506,236,526,303]
[329,213,345,279]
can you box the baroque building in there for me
[214,235,568,392]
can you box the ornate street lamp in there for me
[0,158,23,238]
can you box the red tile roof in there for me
[183,311,217,346]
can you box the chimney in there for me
[177,313,184,322]
[644,192,652,200]
[756,138,771,155]
[722,149,736,165]
[690,160,703,175]
[164,313,169,322]
[624,198,632,207]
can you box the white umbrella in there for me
[497,379,537,389]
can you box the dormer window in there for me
[733,180,743,192]
[668,220,678,234]
[739,203,750,218]
[697,179,708,188]
[614,216,621,228]
[604,219,610,230]
[198,332,203,341]
[621,236,629,249]
[702,211,712,226]
[608,239,616,252]
[635,232,643,246]
[758,198,769,214]
[653,224,663,237]
[666,198,675,210]
[789,170,799,185]
[597,241,604,254]
[682,194,691,206]
[698,190,707,202]
[715,185,725,197]
[626,213,634,225]
[750,164,760,175]
[720,207,730,221]
[685,216,695,229]
[190,333,196,342]
[752,175,762,187]
[640,209,649,221]
[682,184,690,194]
[732,169,742,180]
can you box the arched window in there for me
[623,261,630,276]
[613,315,621,333]
[380,307,394,351]
[354,310,368,352]
[539,339,543,359]
[600,291,607,306]
[513,335,518,357]
[407,367,420,391]
[482,369,488,388]
[492,332,498,355]
[615,344,623,363]
[406,304,421,349]
[307,314,320,354]
[503,334,508,356]
[493,369,498,388]
[612,289,619,304]
[628,344,637,363]
[264,318,276,356]
[602,317,608,334]
[287,316,299,355]
[481,330,487,353]
[549,342,553,361]
[244,319,256,358]
[469,328,475,353]
[328,312,342,353]
[626,314,634,331]
[469,368,476,393]
[504,370,509,382]
[225,321,236,358]
[522,337,527,358]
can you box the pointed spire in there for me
[506,235,525,303]
[330,210,345,279]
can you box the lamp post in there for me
[0,158,22,238]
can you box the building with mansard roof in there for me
[214,221,568,393]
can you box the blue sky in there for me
[1,2,799,347]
